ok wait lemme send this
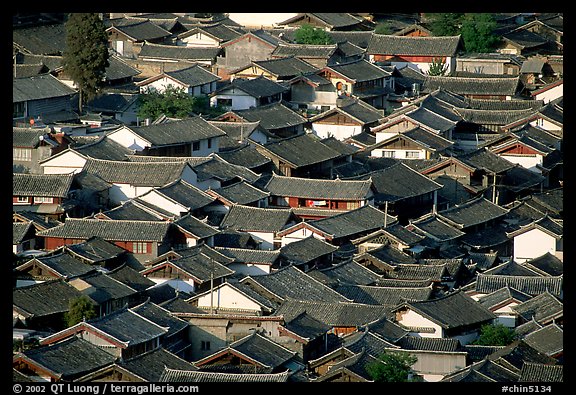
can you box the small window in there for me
[132,242,148,254]
[405,151,420,159]
[33,197,53,204]
[192,141,200,151]
[383,150,395,158]
[207,138,212,149]
[16,196,28,203]
[201,341,211,351]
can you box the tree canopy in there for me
[294,24,333,45]
[365,350,418,382]
[65,295,97,327]
[424,13,500,53]
[472,323,517,346]
[62,13,110,111]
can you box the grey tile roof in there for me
[13,127,56,148]
[236,101,307,131]
[218,75,288,98]
[484,260,542,277]
[361,243,417,266]
[257,133,342,168]
[17,252,95,279]
[285,204,395,240]
[193,155,261,184]
[215,143,271,169]
[127,116,226,146]
[13,23,67,55]
[157,64,220,87]
[523,324,563,357]
[408,213,466,242]
[146,251,234,284]
[365,316,409,343]
[307,259,382,287]
[13,279,84,318]
[474,274,563,297]
[275,299,392,327]
[385,263,448,282]
[13,222,34,244]
[214,247,280,265]
[174,214,220,239]
[396,335,461,352]
[13,173,74,198]
[354,162,442,203]
[14,337,116,381]
[105,55,142,80]
[335,283,432,306]
[477,285,533,310]
[159,368,289,382]
[131,301,188,338]
[280,13,366,29]
[219,205,294,233]
[13,73,76,103]
[208,180,269,205]
[72,136,135,161]
[367,34,461,56]
[519,362,563,382]
[139,42,222,61]
[154,179,215,211]
[398,290,496,329]
[241,265,351,304]
[84,157,190,187]
[119,348,197,382]
[86,92,139,114]
[107,264,156,292]
[247,56,319,79]
[279,235,338,265]
[326,31,373,48]
[99,199,170,221]
[421,75,521,97]
[458,147,516,174]
[84,307,168,345]
[282,311,332,340]
[264,173,373,201]
[323,59,391,82]
[226,332,297,369]
[37,218,172,242]
[460,223,511,250]
[441,358,520,382]
[180,22,243,43]
[343,330,399,356]
[436,197,509,229]
[272,42,338,59]
[522,252,563,277]
[512,291,563,324]
[70,271,137,305]
[106,19,171,41]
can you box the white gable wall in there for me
[533,83,563,103]
[513,228,557,263]
[210,90,257,111]
[311,123,361,141]
[196,285,263,313]
[396,309,443,338]
[107,127,150,151]
[40,151,87,174]
[248,231,275,250]
[281,227,326,247]
[138,190,189,216]
[179,33,220,47]
[228,262,271,276]
[140,77,188,94]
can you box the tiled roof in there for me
[13,279,84,318]
[522,324,563,357]
[399,290,496,329]
[154,179,215,211]
[13,222,33,244]
[512,291,563,324]
[193,155,261,184]
[248,56,318,79]
[522,252,563,277]
[365,316,409,342]
[421,75,520,97]
[146,252,234,284]
[215,247,280,265]
[131,301,188,338]
[408,213,465,242]
[361,243,417,266]
[477,285,533,310]
[282,311,332,340]
[106,19,171,41]
[236,101,307,131]
[353,162,442,203]
[83,158,189,187]
[174,214,220,239]
[159,368,289,382]
[227,332,297,369]
[13,73,76,102]
[219,205,294,233]
[208,180,269,205]
[17,252,95,279]
[13,23,67,55]
[13,173,73,198]
[14,337,116,380]
[86,93,140,114]
[275,299,393,327]
[220,75,289,98]
[107,264,156,292]
[13,127,56,148]
[160,64,221,87]
[241,265,350,304]
[180,22,243,43]
[366,34,461,56]
[343,330,399,356]
[128,116,226,146]
[335,283,432,306]
[279,13,365,29]
[324,59,391,82]
[396,335,460,352]
[72,136,134,161]
[37,218,172,242]
[272,42,338,59]
[436,197,509,229]
[385,263,447,282]
[311,99,384,125]
[441,358,520,382]
[69,271,137,304]
[474,274,563,297]
[519,362,563,382]
[138,42,222,61]
[279,235,338,265]
[307,259,382,287]
[256,133,342,168]
[99,199,170,221]
[264,173,372,200]
[119,348,197,382]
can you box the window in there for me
[13,147,32,161]
[217,98,232,108]
[132,242,148,254]
[201,341,211,351]
[383,150,395,158]
[33,197,53,204]
[16,196,28,203]
[405,151,420,159]
[192,141,200,151]
[207,138,212,149]
[13,102,25,118]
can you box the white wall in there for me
[40,151,87,174]
[499,154,542,173]
[210,91,257,111]
[513,229,557,263]
[196,285,263,313]
[140,77,187,94]
[147,278,196,294]
[397,310,443,338]
[311,124,361,141]
[138,190,189,216]
[107,127,150,151]
[534,83,563,103]
[228,13,299,28]
[228,263,271,276]
[281,228,326,247]
[248,231,275,250]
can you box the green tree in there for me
[62,13,110,112]
[428,57,448,76]
[425,13,464,36]
[374,22,392,35]
[137,86,226,121]
[65,296,97,327]
[294,24,333,45]
[460,13,500,53]
[473,323,517,346]
[365,350,418,382]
